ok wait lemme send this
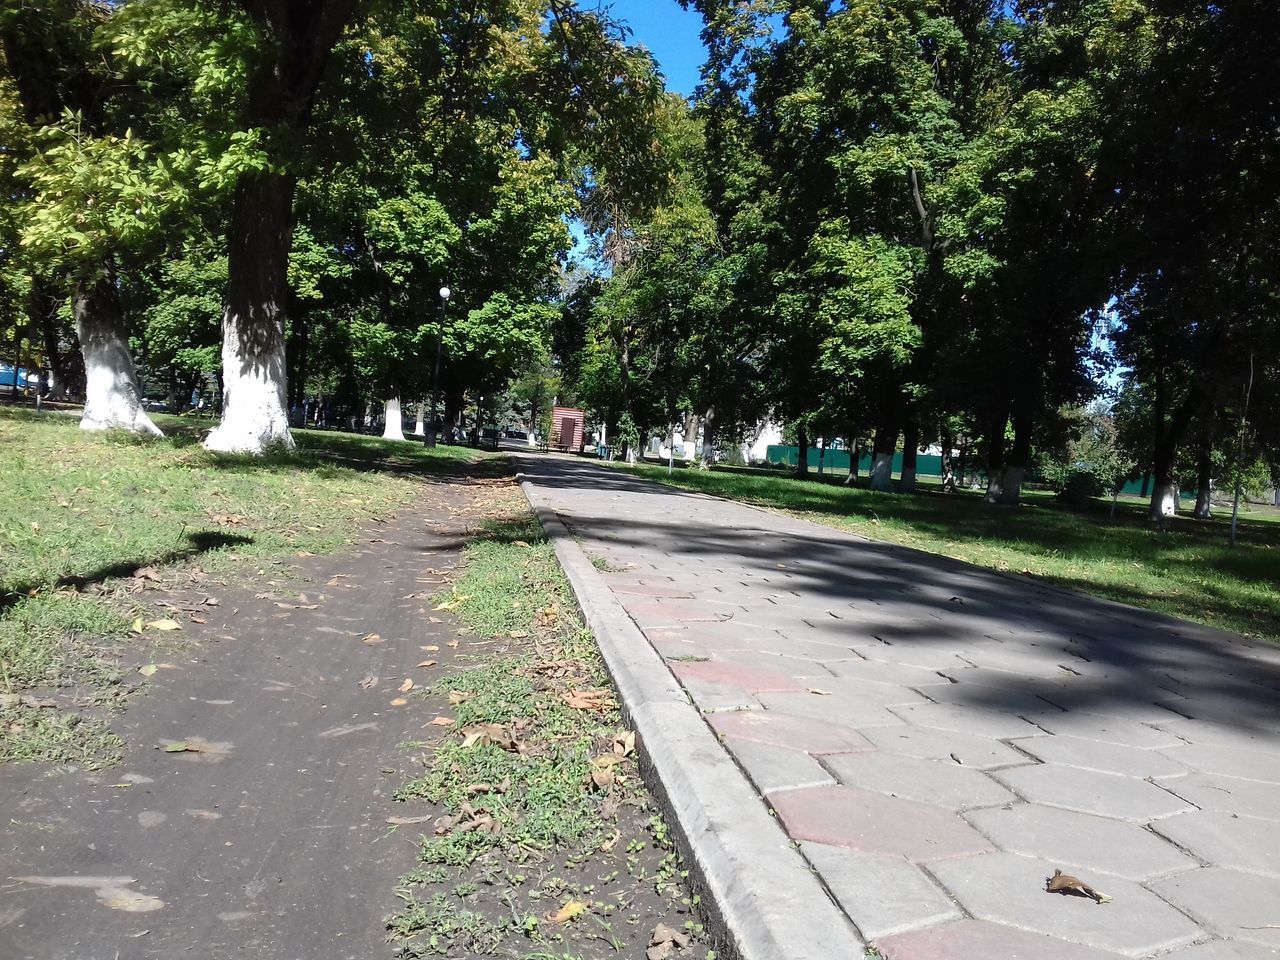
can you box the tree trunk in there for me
[1140,472,1151,498]
[940,425,956,494]
[1193,408,1216,519]
[998,412,1033,506]
[984,414,1007,504]
[382,397,406,441]
[73,267,163,436]
[700,405,716,464]
[9,323,22,398]
[33,281,65,398]
[413,402,426,437]
[1148,389,1203,522]
[205,171,296,453]
[900,419,919,493]
[796,424,809,478]
[869,418,897,492]
[845,432,859,486]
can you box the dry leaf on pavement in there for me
[1046,868,1112,904]
[429,716,455,727]
[398,679,414,693]
[361,633,383,644]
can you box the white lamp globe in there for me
[439,286,451,301]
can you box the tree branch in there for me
[909,167,934,252]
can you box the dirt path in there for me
[0,478,491,960]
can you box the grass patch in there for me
[0,408,490,767]
[390,499,707,959]
[615,460,1280,643]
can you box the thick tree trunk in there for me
[796,424,809,478]
[845,432,859,486]
[413,402,426,436]
[1140,472,1151,498]
[205,171,296,453]
[869,418,897,492]
[1147,388,1203,522]
[700,405,716,463]
[984,415,1008,504]
[73,268,162,436]
[1193,408,1216,519]
[998,413,1033,506]
[940,425,956,494]
[382,397,406,441]
[900,420,919,493]
[33,281,65,398]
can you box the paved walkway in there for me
[520,456,1280,960]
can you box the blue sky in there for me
[607,0,707,97]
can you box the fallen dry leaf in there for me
[137,664,158,677]
[386,815,434,826]
[421,645,439,652]
[147,618,182,632]
[389,697,408,706]
[562,688,614,712]
[447,690,475,706]
[398,679,414,693]
[545,899,589,924]
[613,731,636,756]
[358,676,379,690]
[1046,868,1112,904]
[416,659,437,668]
[361,633,383,644]
[429,716,455,727]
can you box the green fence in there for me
[765,445,944,477]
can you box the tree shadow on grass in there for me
[0,530,253,618]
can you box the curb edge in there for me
[518,475,866,960]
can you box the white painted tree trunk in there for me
[204,313,294,453]
[382,397,407,441]
[869,453,893,491]
[1154,481,1179,518]
[412,402,425,437]
[984,473,1004,503]
[74,274,163,437]
[998,466,1025,506]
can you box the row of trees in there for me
[1,0,667,452]
[558,0,1279,520]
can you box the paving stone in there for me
[680,677,763,713]
[770,785,994,861]
[924,680,1063,714]
[889,701,1045,740]
[1027,711,1186,749]
[1152,720,1280,756]
[862,724,1031,770]
[610,582,694,599]
[876,918,1128,960]
[643,624,758,652]
[709,709,873,755]
[823,658,957,688]
[1153,868,1280,949]
[1156,772,1280,822]
[1162,938,1280,960]
[824,751,1014,811]
[779,676,932,708]
[756,691,904,729]
[669,659,805,693]
[723,739,836,794]
[1154,812,1280,879]
[622,598,734,626]
[755,636,866,661]
[800,842,961,940]
[993,763,1196,822]
[931,852,1203,956]
[1011,734,1193,780]
[858,642,977,671]
[1166,743,1280,785]
[965,804,1195,880]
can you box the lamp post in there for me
[425,285,450,448]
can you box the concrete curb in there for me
[519,476,866,960]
